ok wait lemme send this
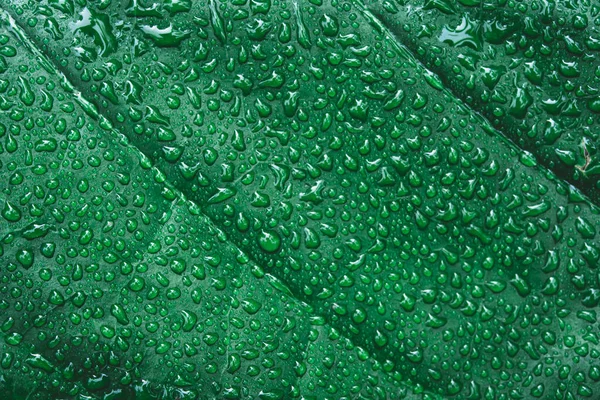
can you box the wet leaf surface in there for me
[1,1,600,399]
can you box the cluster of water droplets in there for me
[365,0,600,202]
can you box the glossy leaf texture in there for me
[0,0,600,399]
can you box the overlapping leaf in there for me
[1,0,600,399]
[364,0,600,201]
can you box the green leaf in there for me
[0,1,599,399]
